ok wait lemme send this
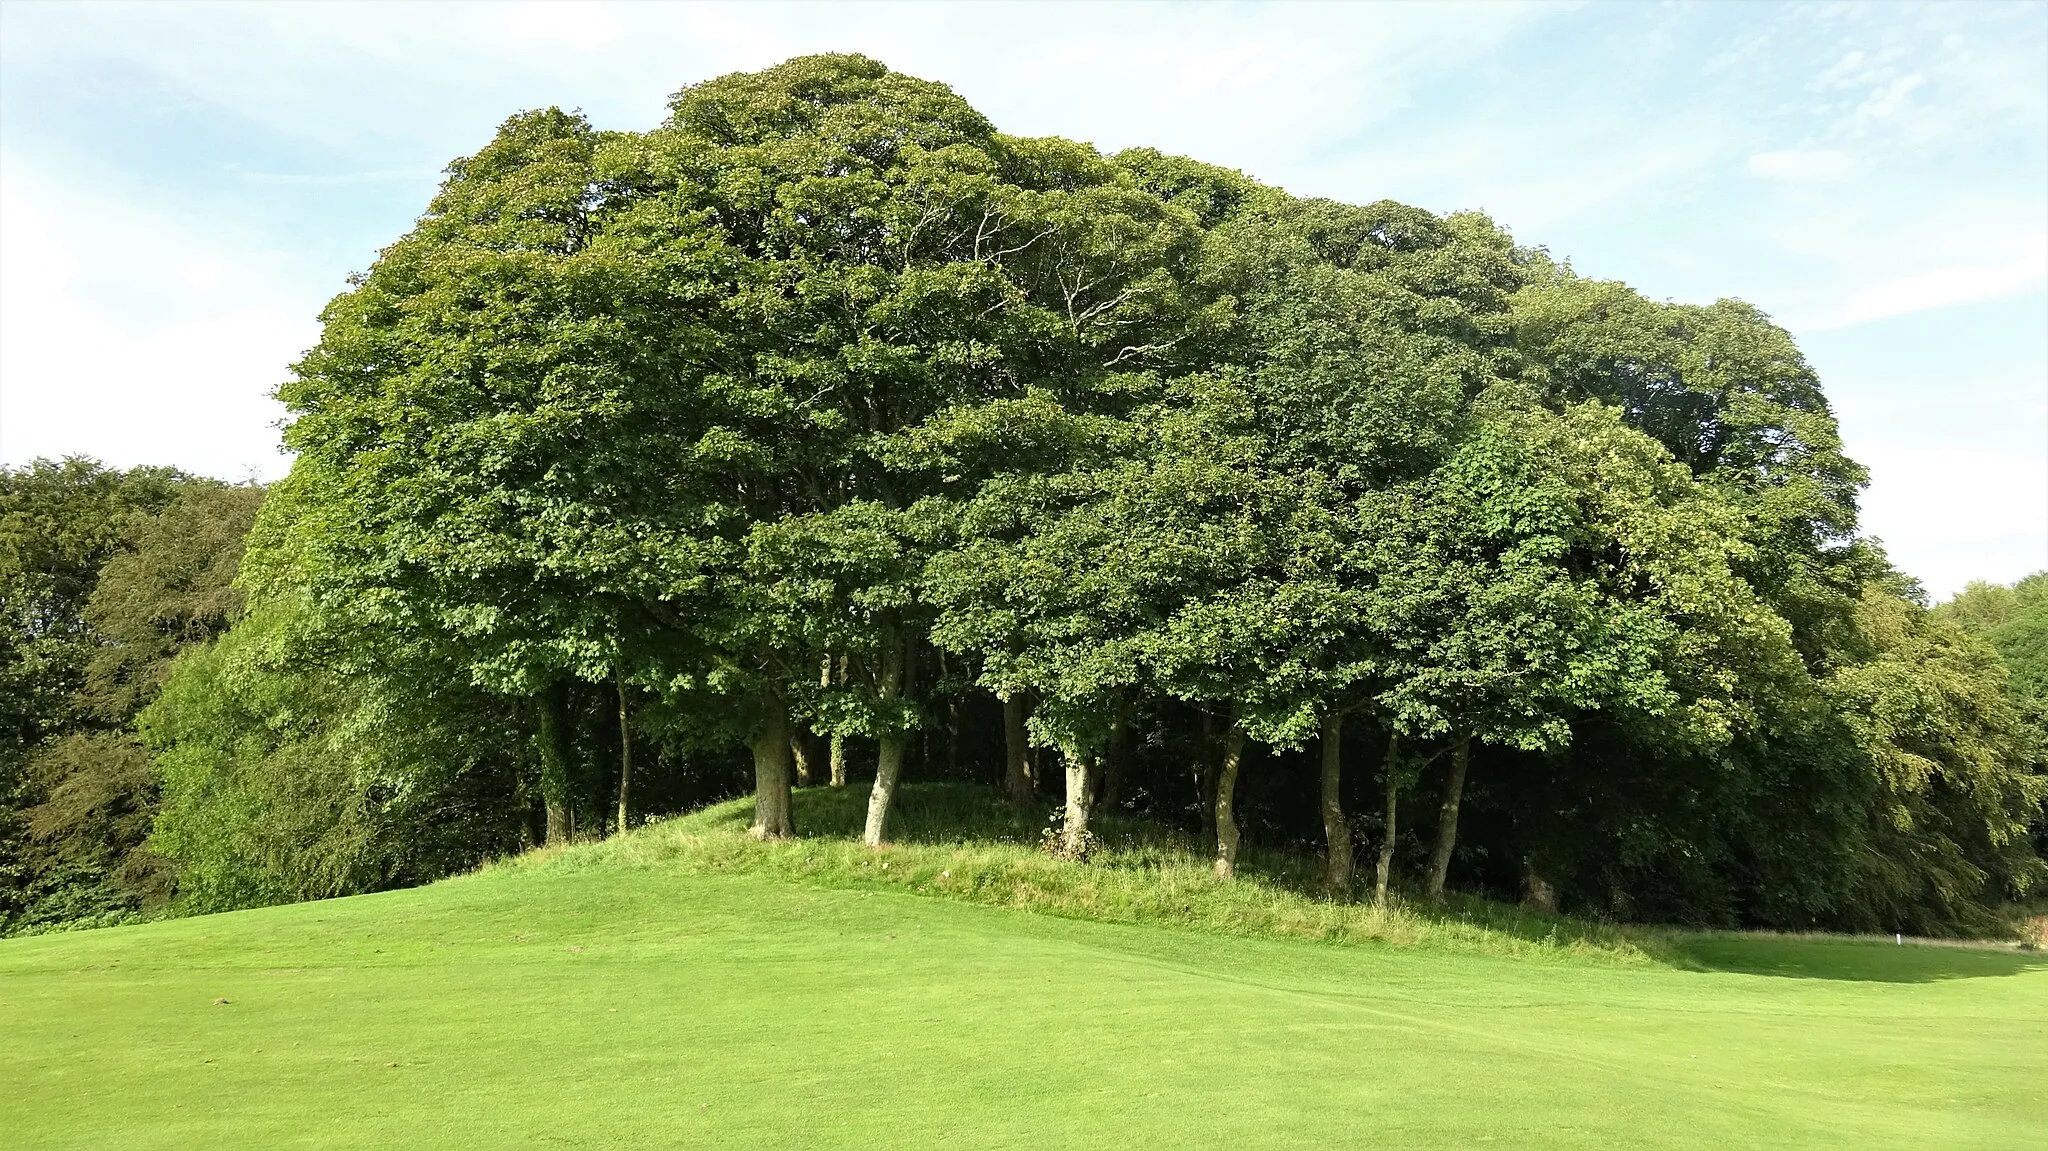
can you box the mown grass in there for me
[5,782,2044,1149]
[515,782,1678,967]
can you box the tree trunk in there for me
[1002,694,1034,805]
[864,735,907,847]
[536,685,573,846]
[1425,733,1470,903]
[1101,715,1131,812]
[1213,724,1247,880]
[614,679,632,836]
[1061,749,1093,858]
[947,698,961,773]
[825,653,848,787]
[791,726,820,787]
[862,626,907,847]
[1320,712,1351,898]
[797,654,830,789]
[1196,709,1218,852]
[748,703,796,840]
[1374,733,1401,905]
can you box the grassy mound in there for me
[4,784,2044,1149]
[521,782,1673,965]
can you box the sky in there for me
[1,1,2042,598]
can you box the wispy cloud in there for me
[1746,149,1853,181]
[232,167,442,186]
[1803,252,2048,331]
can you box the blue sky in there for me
[1,1,2042,597]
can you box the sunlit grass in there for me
[5,782,2043,1149]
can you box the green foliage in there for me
[144,602,527,914]
[1937,571,2048,702]
[1822,590,2047,932]
[1,459,187,788]
[0,462,247,934]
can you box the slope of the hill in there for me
[4,785,2044,1149]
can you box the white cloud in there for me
[1799,242,2048,330]
[499,2,623,52]
[1858,441,2048,597]
[1853,71,1925,123]
[0,166,312,480]
[1746,148,1853,181]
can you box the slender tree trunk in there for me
[516,767,539,850]
[1101,715,1131,812]
[941,652,960,774]
[1002,694,1034,805]
[825,653,848,787]
[791,727,819,788]
[748,702,796,840]
[1320,712,1351,897]
[864,734,907,847]
[1425,732,1470,903]
[536,686,573,846]
[1213,724,1247,879]
[1062,749,1093,857]
[1374,732,1401,905]
[1196,710,1218,852]
[614,679,632,836]
[862,626,908,847]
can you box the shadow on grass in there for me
[1673,934,2048,983]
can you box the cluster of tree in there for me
[1937,571,2048,866]
[1940,573,2048,707]
[1,459,259,931]
[8,56,2042,936]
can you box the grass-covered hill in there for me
[5,784,2043,1149]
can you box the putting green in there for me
[4,857,2043,1149]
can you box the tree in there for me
[0,461,231,932]
[1,459,188,790]
[1122,194,1518,889]
[1509,275,1872,664]
[925,405,1154,858]
[1822,588,2047,932]
[1365,397,1800,902]
[273,107,736,843]
[1938,572,2048,704]
[144,598,527,912]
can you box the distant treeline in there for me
[4,55,2043,937]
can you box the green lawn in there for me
[5,788,2044,1149]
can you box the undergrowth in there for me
[499,782,1681,967]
